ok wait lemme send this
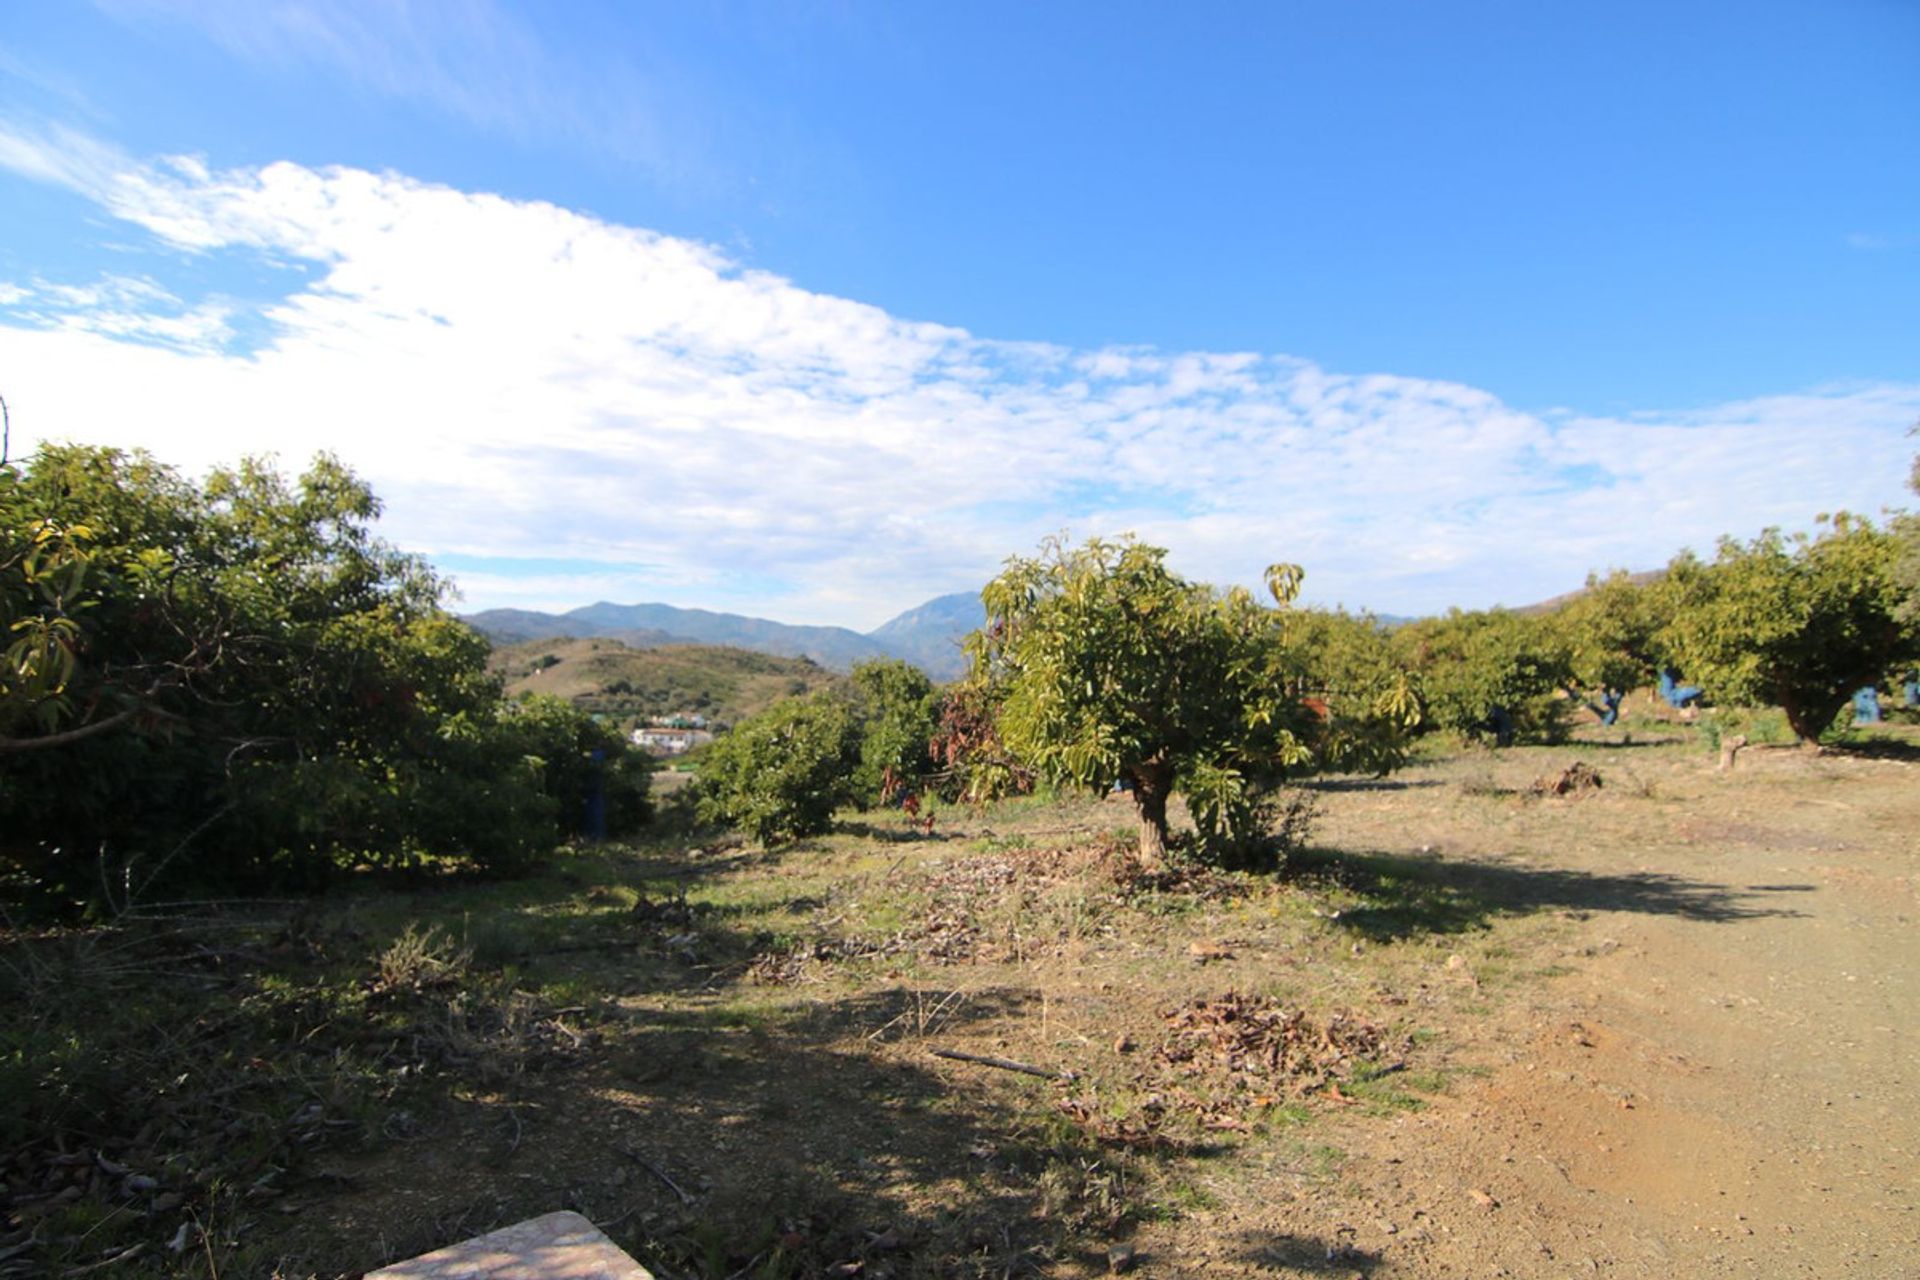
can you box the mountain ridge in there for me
[465,592,981,679]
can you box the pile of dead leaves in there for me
[1151,993,1396,1126]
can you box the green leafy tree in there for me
[845,657,940,806]
[966,536,1400,867]
[1659,516,1914,743]
[1553,570,1675,711]
[1276,608,1422,776]
[1394,608,1575,745]
[499,693,653,837]
[694,693,858,844]
[1895,448,1920,632]
[1,445,649,908]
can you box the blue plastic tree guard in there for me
[1658,669,1703,709]
[1853,686,1882,725]
[584,748,607,840]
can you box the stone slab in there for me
[367,1211,653,1280]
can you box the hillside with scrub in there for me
[3,442,1918,1279]
[492,636,843,729]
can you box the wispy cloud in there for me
[1,122,1915,626]
[94,0,687,174]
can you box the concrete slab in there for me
[366,1211,653,1280]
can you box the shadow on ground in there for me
[1228,1230,1385,1274]
[1288,846,1811,942]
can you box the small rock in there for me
[151,1192,183,1213]
[1107,1243,1137,1274]
[1113,1034,1134,1054]
[1468,1187,1499,1210]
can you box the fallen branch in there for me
[619,1147,694,1205]
[930,1047,1075,1080]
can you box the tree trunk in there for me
[1776,687,1826,750]
[1129,762,1174,868]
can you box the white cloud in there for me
[1,124,1916,626]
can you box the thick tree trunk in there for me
[1129,762,1174,868]
[1776,687,1826,750]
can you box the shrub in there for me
[694,694,858,844]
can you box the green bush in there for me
[0,446,648,911]
[1393,608,1574,745]
[694,694,858,844]
[846,658,940,806]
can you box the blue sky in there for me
[1,1,1916,626]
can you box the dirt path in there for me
[1188,747,1919,1277]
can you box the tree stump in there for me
[1717,734,1748,771]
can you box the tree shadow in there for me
[1304,777,1444,793]
[301,981,1132,1278]
[832,817,968,844]
[1227,1230,1385,1273]
[1286,846,1811,942]
[1558,734,1688,750]
[1826,735,1920,763]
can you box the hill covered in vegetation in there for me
[491,636,843,727]
[468,591,983,680]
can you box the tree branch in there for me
[0,705,138,753]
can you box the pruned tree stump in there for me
[1531,762,1603,797]
[1718,734,1748,771]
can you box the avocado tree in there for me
[2,445,649,907]
[845,657,940,806]
[1553,570,1674,721]
[1896,450,1920,631]
[694,692,858,844]
[965,536,1402,867]
[1659,516,1914,743]
[1394,608,1575,745]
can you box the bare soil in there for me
[1149,736,1919,1277]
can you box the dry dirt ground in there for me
[9,728,1915,1278]
[1152,737,1919,1277]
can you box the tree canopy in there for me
[1393,608,1574,745]
[1,445,646,911]
[694,692,858,845]
[1659,515,1913,743]
[964,536,1413,866]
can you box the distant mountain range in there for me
[465,591,984,680]
[466,577,1622,683]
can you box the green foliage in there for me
[1275,607,1422,777]
[1393,608,1574,744]
[964,536,1411,866]
[1553,569,1674,697]
[500,693,653,837]
[845,657,940,806]
[694,693,859,844]
[1658,515,1914,742]
[0,446,649,910]
[1895,448,1920,631]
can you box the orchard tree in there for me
[1275,607,1422,776]
[1553,570,1674,719]
[2,445,649,908]
[845,657,940,806]
[1394,608,1574,745]
[1659,516,1913,744]
[965,536,1407,867]
[1896,449,1920,630]
[694,693,858,845]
